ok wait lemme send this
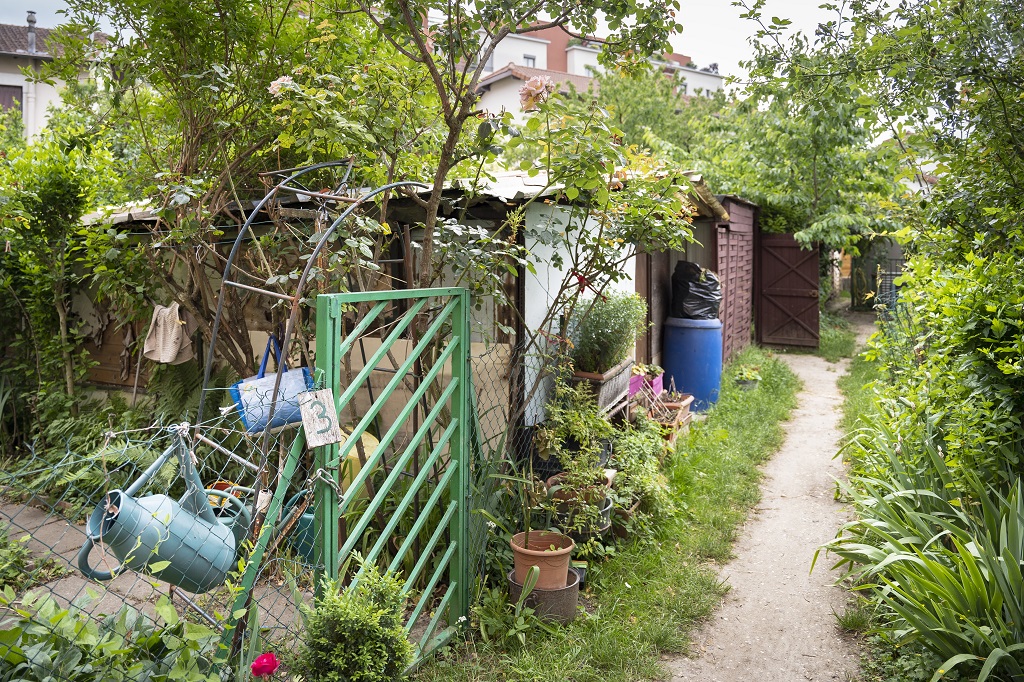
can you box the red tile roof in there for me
[477,64,595,94]
[0,22,55,57]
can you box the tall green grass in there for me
[415,347,800,682]
[818,312,857,363]
[836,352,879,436]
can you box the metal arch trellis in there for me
[191,160,477,665]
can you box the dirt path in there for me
[665,316,875,682]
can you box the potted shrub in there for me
[538,380,616,539]
[497,456,576,591]
[735,364,762,390]
[534,379,615,472]
[567,292,648,408]
[610,414,674,538]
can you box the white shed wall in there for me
[476,77,525,118]
[521,203,637,424]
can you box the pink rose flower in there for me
[519,75,555,111]
[251,652,280,679]
[268,76,293,96]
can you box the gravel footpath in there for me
[664,317,875,682]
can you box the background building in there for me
[0,11,63,139]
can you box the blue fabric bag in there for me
[229,334,313,433]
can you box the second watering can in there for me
[78,428,250,594]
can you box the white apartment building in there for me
[475,26,724,118]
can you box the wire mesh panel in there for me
[0,288,477,679]
[0,413,309,681]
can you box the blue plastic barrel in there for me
[662,317,723,412]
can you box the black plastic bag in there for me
[671,260,722,320]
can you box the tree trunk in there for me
[54,285,77,416]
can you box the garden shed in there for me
[72,168,727,458]
[635,191,757,368]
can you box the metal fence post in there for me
[315,294,342,589]
[448,289,471,624]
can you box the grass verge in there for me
[836,350,880,436]
[415,347,800,682]
[817,312,857,363]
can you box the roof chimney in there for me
[26,11,36,54]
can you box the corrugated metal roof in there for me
[450,170,561,202]
[82,169,725,224]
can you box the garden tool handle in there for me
[77,536,121,582]
[204,488,252,529]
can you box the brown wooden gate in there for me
[756,232,819,347]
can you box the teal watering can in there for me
[78,430,251,594]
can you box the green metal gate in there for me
[228,287,472,665]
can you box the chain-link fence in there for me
[0,281,546,680]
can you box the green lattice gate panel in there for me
[313,288,471,662]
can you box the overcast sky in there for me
[3,0,831,83]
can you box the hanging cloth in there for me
[171,309,199,365]
[143,302,197,364]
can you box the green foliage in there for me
[817,312,857,363]
[733,364,762,382]
[825,427,1024,679]
[506,96,694,413]
[0,589,221,681]
[0,105,24,154]
[536,379,614,470]
[294,563,413,682]
[0,525,65,592]
[834,600,872,633]
[837,350,881,438]
[595,70,724,157]
[0,126,118,453]
[860,635,962,682]
[43,0,321,377]
[0,392,157,517]
[267,15,442,185]
[599,66,904,253]
[472,567,554,649]
[866,254,1024,489]
[748,4,1024,675]
[149,360,235,423]
[610,415,674,523]
[568,293,648,374]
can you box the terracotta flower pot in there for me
[510,530,574,590]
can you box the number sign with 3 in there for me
[298,389,343,447]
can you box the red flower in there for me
[251,652,280,679]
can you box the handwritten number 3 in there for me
[310,399,333,435]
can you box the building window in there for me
[0,85,23,112]
[523,54,536,68]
